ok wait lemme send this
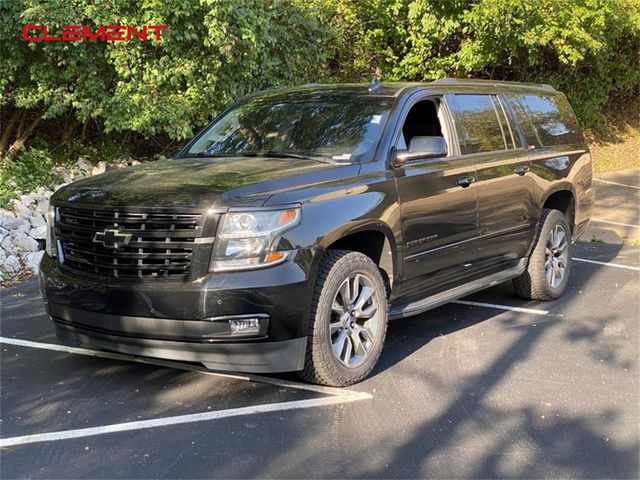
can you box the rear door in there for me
[446,93,537,271]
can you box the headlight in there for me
[211,207,300,272]
[45,205,57,258]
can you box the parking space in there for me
[0,279,368,451]
[1,176,638,478]
[589,168,640,244]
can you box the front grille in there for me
[56,207,204,279]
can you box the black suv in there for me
[40,79,594,386]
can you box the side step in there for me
[389,259,527,320]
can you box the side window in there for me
[512,94,580,146]
[506,95,541,148]
[493,96,521,149]
[448,94,508,154]
[397,98,446,152]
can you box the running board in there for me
[389,259,527,320]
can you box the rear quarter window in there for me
[508,94,582,147]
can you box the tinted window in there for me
[493,96,521,149]
[448,95,507,154]
[506,95,541,147]
[511,94,580,146]
[181,96,392,163]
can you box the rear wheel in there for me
[513,208,572,301]
[299,250,388,386]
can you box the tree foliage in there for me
[1,0,638,154]
[1,0,334,149]
[328,0,640,127]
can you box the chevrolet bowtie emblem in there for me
[93,229,132,250]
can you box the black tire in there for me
[513,209,572,301]
[298,250,388,386]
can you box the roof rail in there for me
[430,77,457,84]
[431,77,556,91]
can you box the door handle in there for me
[514,165,530,176]
[456,176,476,188]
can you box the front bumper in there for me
[39,251,317,373]
[53,315,306,372]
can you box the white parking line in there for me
[592,218,640,229]
[453,300,550,315]
[0,393,370,448]
[0,336,371,447]
[0,336,352,398]
[572,257,640,271]
[594,178,640,190]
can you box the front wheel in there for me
[513,208,572,301]
[299,250,388,386]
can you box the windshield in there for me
[180,96,393,163]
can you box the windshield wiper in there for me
[263,151,348,165]
[186,150,343,164]
[262,150,311,160]
[192,151,307,159]
[188,152,259,158]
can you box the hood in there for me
[52,156,353,209]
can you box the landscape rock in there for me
[30,215,47,228]
[12,232,39,252]
[35,199,49,215]
[19,193,36,207]
[2,255,21,274]
[29,226,47,239]
[24,250,45,272]
[1,154,152,280]
[92,161,107,176]
[14,203,32,220]
[15,223,30,234]
[1,215,22,230]
[0,226,9,243]
[75,157,93,174]
[1,235,15,252]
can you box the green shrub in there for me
[1,0,334,146]
[325,0,640,129]
[0,148,56,208]
[0,0,637,156]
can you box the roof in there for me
[247,78,559,102]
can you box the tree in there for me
[0,0,335,151]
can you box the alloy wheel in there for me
[329,273,381,368]
[545,224,569,288]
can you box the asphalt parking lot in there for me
[1,170,639,479]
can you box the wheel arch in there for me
[540,184,576,231]
[318,222,399,291]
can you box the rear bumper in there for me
[52,312,307,373]
[573,186,594,242]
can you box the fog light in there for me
[229,318,261,335]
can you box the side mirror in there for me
[394,136,447,166]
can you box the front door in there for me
[393,97,480,302]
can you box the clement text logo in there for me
[22,25,168,42]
